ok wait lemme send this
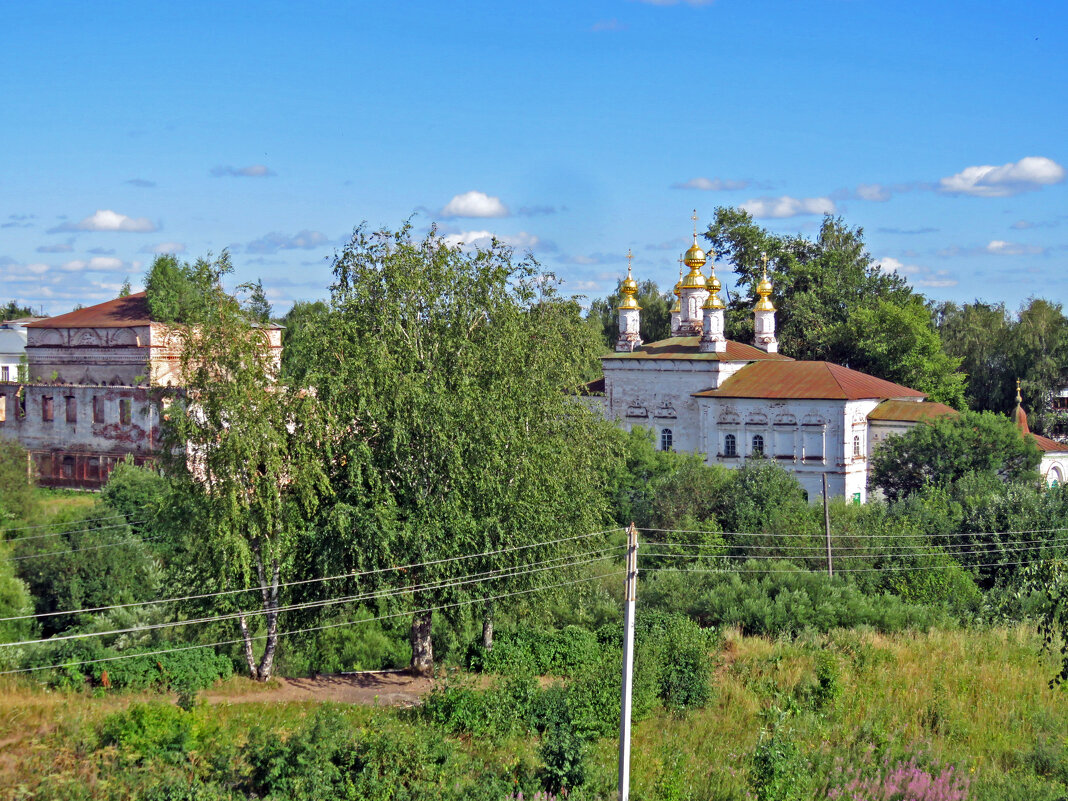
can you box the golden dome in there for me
[683,240,707,271]
[754,254,775,312]
[702,290,725,310]
[617,250,641,310]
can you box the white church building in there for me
[589,221,1068,501]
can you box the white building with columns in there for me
[591,221,962,502]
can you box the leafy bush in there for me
[826,757,970,801]
[100,703,196,764]
[467,625,600,676]
[94,648,233,692]
[750,726,805,801]
[644,562,945,636]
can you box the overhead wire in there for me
[0,512,134,534]
[3,519,147,544]
[640,540,1068,560]
[0,568,627,676]
[638,526,1068,540]
[0,545,625,649]
[0,525,624,623]
[10,536,161,562]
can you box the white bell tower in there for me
[753,252,778,354]
[615,249,643,353]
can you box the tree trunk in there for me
[256,557,281,681]
[410,610,434,676]
[482,605,494,651]
[238,614,259,680]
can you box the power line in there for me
[641,534,1068,553]
[4,519,147,544]
[640,540,1068,560]
[649,556,1051,575]
[639,526,1068,540]
[11,536,160,562]
[0,569,627,677]
[0,547,624,649]
[0,512,133,534]
[0,526,624,623]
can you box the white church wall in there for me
[1041,454,1068,488]
[603,359,739,455]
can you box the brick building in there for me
[0,292,281,488]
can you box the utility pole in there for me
[618,522,639,801]
[822,473,833,578]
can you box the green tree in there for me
[588,278,672,349]
[870,411,1041,502]
[279,299,329,383]
[242,279,273,324]
[0,544,35,649]
[100,459,168,538]
[0,440,36,527]
[703,210,965,405]
[118,278,132,298]
[144,252,235,324]
[309,223,615,673]
[1,300,36,320]
[935,301,1014,412]
[832,299,967,408]
[160,268,328,680]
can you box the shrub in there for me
[539,723,590,794]
[467,625,601,677]
[93,648,233,692]
[644,562,944,636]
[750,726,805,801]
[99,703,196,764]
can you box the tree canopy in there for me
[869,410,1042,502]
[587,278,672,349]
[306,223,617,673]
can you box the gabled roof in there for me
[868,399,957,422]
[694,360,927,401]
[603,336,792,363]
[1032,433,1068,453]
[27,293,152,328]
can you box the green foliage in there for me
[539,722,591,794]
[94,648,233,692]
[144,253,232,325]
[1019,559,1068,685]
[310,222,617,671]
[280,298,329,383]
[467,625,601,676]
[587,277,673,349]
[750,724,805,801]
[0,543,36,650]
[0,439,36,526]
[100,458,167,536]
[643,563,944,636]
[12,505,159,636]
[1,299,36,319]
[100,703,197,763]
[833,299,966,408]
[870,410,1042,502]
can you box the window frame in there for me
[723,433,737,457]
[660,427,673,452]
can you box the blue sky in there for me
[2,0,1065,316]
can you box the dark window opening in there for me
[752,434,764,455]
[65,396,77,423]
[724,433,737,457]
[61,455,74,479]
[42,396,54,422]
[119,398,132,425]
[93,395,105,423]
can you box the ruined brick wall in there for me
[25,325,154,386]
[0,384,160,489]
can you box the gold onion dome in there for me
[618,251,641,310]
[754,253,776,311]
[703,275,726,310]
[683,239,707,271]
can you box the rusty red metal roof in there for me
[1031,433,1068,453]
[27,293,152,328]
[694,360,927,400]
[603,336,793,363]
[867,399,958,422]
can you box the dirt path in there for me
[202,670,435,707]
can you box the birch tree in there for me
[308,223,615,675]
[160,267,328,681]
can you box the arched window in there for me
[61,455,74,479]
[660,428,673,451]
[724,433,737,457]
[853,435,862,458]
[752,434,764,455]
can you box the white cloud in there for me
[61,256,126,272]
[938,156,1065,197]
[140,242,186,254]
[874,257,957,288]
[211,164,275,178]
[740,196,835,219]
[441,191,510,218]
[49,209,158,233]
[672,177,750,191]
[246,230,331,254]
[36,241,74,253]
[441,230,539,250]
[985,240,1046,256]
[856,183,891,202]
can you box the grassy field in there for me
[0,626,1065,800]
